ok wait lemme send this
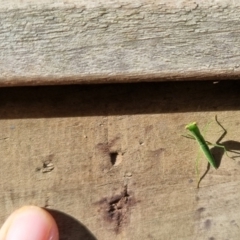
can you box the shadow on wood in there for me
[211,140,240,167]
[46,209,97,240]
[0,80,240,119]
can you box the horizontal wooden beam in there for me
[1,0,240,86]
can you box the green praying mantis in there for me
[184,116,232,188]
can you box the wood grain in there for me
[1,81,240,239]
[0,0,240,86]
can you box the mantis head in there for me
[185,122,197,131]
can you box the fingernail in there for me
[0,206,59,240]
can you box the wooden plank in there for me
[0,0,240,86]
[1,81,240,239]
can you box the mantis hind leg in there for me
[215,115,227,144]
[197,163,210,188]
[212,115,232,158]
[195,150,201,188]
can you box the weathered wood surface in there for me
[0,0,240,86]
[1,81,240,239]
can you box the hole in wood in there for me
[110,152,122,166]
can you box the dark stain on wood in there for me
[96,185,138,234]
